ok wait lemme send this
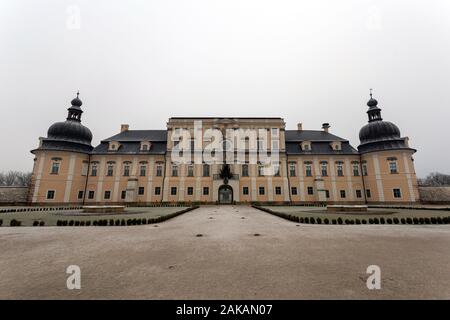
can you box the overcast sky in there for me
[1,0,449,177]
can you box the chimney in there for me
[121,124,129,132]
[297,123,303,131]
[322,123,330,133]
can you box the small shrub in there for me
[413,218,419,224]
[310,217,315,224]
[39,221,45,226]
[431,217,437,224]
[324,218,329,224]
[80,221,85,226]
[355,219,361,225]
[362,219,367,224]
[316,218,322,224]
[0,219,3,226]
[63,220,68,226]
[373,218,379,224]
[304,217,309,224]
[299,217,304,223]
[115,219,120,226]
[121,219,126,226]
[337,218,343,225]
[424,218,431,224]
[400,218,406,224]
[437,217,443,224]
[419,218,425,224]
[380,218,385,224]
[344,219,350,225]
[406,218,412,224]
[69,220,74,226]
[75,221,80,226]
[93,220,98,226]
[109,219,115,226]
[86,221,91,226]
[393,218,399,224]
[137,219,142,225]
[127,219,132,226]
[142,218,147,225]
[332,219,337,225]
[442,217,448,224]
[386,218,393,224]
[132,219,137,225]
[369,218,374,224]
[103,219,108,226]
[57,220,62,226]
[33,221,39,226]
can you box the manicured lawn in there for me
[0,206,192,227]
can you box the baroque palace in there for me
[29,92,419,205]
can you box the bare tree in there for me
[418,172,450,187]
[0,171,32,186]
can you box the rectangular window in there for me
[393,188,402,198]
[243,187,249,195]
[202,164,210,177]
[336,163,344,176]
[81,162,88,176]
[356,190,362,198]
[91,164,98,176]
[362,163,368,176]
[271,140,279,151]
[366,189,371,198]
[170,187,177,195]
[88,190,95,199]
[46,190,55,199]
[77,190,84,199]
[51,162,60,174]
[107,164,114,176]
[258,165,264,176]
[273,163,280,176]
[275,186,281,195]
[138,187,145,195]
[242,164,249,177]
[325,190,330,198]
[305,164,312,177]
[291,187,298,195]
[121,190,126,199]
[104,191,111,199]
[289,163,296,177]
[353,164,359,176]
[123,164,130,176]
[154,187,161,195]
[140,165,146,176]
[340,190,346,198]
[259,187,265,195]
[307,186,314,195]
[187,165,194,177]
[187,187,194,195]
[389,162,398,174]
[156,165,163,177]
[172,165,178,177]
[203,187,209,195]
[321,163,328,176]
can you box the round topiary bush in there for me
[373,218,379,224]
[80,221,85,226]
[142,218,147,225]
[63,220,68,226]
[39,221,45,226]
[419,218,425,224]
[33,221,39,226]
[121,219,126,226]
[437,217,443,224]
[413,218,419,224]
[324,218,329,224]
[431,217,437,224]
[386,218,393,224]
[86,221,91,226]
[316,218,322,224]
[115,219,120,226]
[424,218,431,224]
[137,219,142,225]
[304,217,309,224]
[380,218,385,224]
[443,217,449,224]
[332,219,337,225]
[355,219,361,225]
[69,220,74,226]
[0,219,3,226]
[57,220,62,226]
[344,219,350,224]
[310,217,315,224]
[362,219,367,224]
[400,218,406,224]
[93,220,98,226]
[393,218,399,224]
[406,218,412,224]
[75,221,80,226]
[132,219,137,225]
[109,219,115,226]
[299,217,304,223]
[127,219,132,226]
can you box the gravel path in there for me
[0,205,449,299]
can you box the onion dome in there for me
[34,92,93,153]
[358,90,411,154]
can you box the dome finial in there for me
[370,88,373,99]
[77,91,80,98]
[71,91,83,107]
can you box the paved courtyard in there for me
[0,205,449,299]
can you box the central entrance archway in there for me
[218,185,233,204]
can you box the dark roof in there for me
[285,130,348,142]
[92,141,166,155]
[286,141,358,155]
[169,117,283,119]
[32,139,93,154]
[102,130,167,142]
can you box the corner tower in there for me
[358,90,419,203]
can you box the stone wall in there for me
[419,186,450,204]
[0,186,29,204]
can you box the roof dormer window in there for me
[140,141,151,151]
[330,141,342,151]
[108,141,120,151]
[301,141,311,151]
